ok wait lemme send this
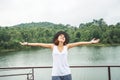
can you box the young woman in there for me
[20,31,100,80]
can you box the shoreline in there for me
[0,49,16,53]
[0,44,120,52]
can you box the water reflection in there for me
[68,46,120,65]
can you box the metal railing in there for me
[0,66,120,80]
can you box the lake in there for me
[0,46,120,80]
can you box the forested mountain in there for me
[0,19,120,51]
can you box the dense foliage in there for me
[0,19,120,51]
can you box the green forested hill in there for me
[0,19,120,51]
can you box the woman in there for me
[20,31,100,80]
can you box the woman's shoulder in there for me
[51,44,57,49]
[66,44,69,48]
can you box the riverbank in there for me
[0,49,16,53]
[90,43,120,47]
[0,47,43,53]
[0,49,25,53]
[0,43,120,53]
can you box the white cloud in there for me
[0,0,120,26]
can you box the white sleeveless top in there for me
[52,45,71,76]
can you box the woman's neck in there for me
[58,42,64,47]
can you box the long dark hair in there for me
[53,31,69,45]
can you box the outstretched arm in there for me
[20,42,53,49]
[67,38,100,49]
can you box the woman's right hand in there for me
[90,38,100,44]
[19,42,28,46]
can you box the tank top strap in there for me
[64,45,68,49]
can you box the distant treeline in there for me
[0,18,120,51]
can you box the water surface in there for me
[0,46,120,80]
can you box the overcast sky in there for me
[0,0,120,27]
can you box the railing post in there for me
[27,74,29,80]
[32,68,34,80]
[108,66,111,80]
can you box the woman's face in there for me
[58,34,66,43]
